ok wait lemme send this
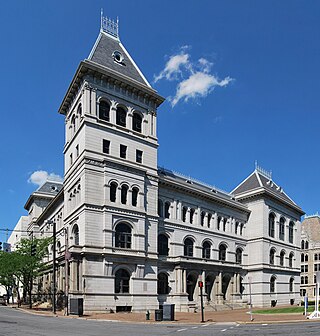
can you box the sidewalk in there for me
[15,306,312,324]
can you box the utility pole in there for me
[52,220,56,314]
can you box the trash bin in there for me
[162,304,175,321]
[70,298,83,316]
[155,309,163,321]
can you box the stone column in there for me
[197,207,202,226]
[116,187,121,204]
[110,100,117,124]
[186,207,191,223]
[127,107,134,130]
[214,214,218,230]
[172,200,177,220]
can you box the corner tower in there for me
[59,14,164,312]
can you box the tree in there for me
[0,237,51,307]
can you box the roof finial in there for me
[100,8,103,32]
[255,160,258,170]
[100,10,120,40]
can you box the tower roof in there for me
[232,166,304,215]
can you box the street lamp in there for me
[45,220,56,314]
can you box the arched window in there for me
[200,212,205,226]
[116,106,126,127]
[219,244,227,261]
[202,241,211,259]
[305,241,309,249]
[184,238,194,257]
[132,187,139,207]
[217,216,221,230]
[132,112,142,133]
[158,234,169,256]
[270,276,276,293]
[280,250,285,266]
[182,207,187,222]
[99,100,110,121]
[223,218,227,231]
[77,103,82,116]
[115,223,132,249]
[269,213,275,238]
[190,208,195,224]
[301,240,305,249]
[207,213,212,228]
[110,182,118,202]
[236,248,242,264]
[305,254,308,262]
[301,253,304,262]
[289,221,294,244]
[157,273,169,294]
[164,202,170,219]
[270,248,275,265]
[73,224,79,246]
[289,278,294,293]
[240,223,244,236]
[115,269,130,293]
[121,185,128,205]
[235,222,239,235]
[158,199,163,217]
[279,217,285,241]
[305,276,309,284]
[289,253,294,268]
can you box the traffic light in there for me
[31,243,37,256]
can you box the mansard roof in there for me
[88,31,151,87]
[232,168,304,215]
[158,167,250,213]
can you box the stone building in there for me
[23,16,303,312]
[300,214,320,300]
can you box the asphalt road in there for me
[1,306,320,336]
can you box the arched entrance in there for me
[222,274,231,301]
[205,274,215,301]
[186,273,197,301]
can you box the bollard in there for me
[146,310,150,320]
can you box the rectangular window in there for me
[120,144,127,159]
[103,139,110,154]
[136,150,143,163]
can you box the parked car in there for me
[0,295,7,306]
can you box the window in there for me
[305,254,308,262]
[184,238,194,257]
[270,276,276,293]
[121,185,128,204]
[115,269,130,293]
[132,113,142,133]
[200,212,205,226]
[315,254,319,261]
[110,182,118,202]
[207,213,212,228]
[115,223,132,249]
[223,218,227,231]
[301,253,304,262]
[279,217,285,241]
[120,144,127,159]
[73,225,79,246]
[164,202,170,219]
[289,221,294,243]
[116,106,126,127]
[132,187,139,207]
[301,240,305,249]
[217,216,221,230]
[99,100,110,121]
[219,244,227,261]
[269,248,275,265]
[236,248,242,264]
[190,208,195,224]
[240,223,244,236]
[182,207,187,222]
[158,199,163,217]
[103,139,110,154]
[305,241,309,249]
[289,253,294,268]
[136,150,143,163]
[202,241,211,259]
[158,234,169,256]
[157,273,169,295]
[269,213,275,238]
[280,250,285,266]
[235,222,239,235]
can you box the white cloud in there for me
[28,170,63,187]
[154,52,189,82]
[171,72,233,107]
[155,48,233,106]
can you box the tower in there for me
[58,14,164,312]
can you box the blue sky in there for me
[1,0,319,242]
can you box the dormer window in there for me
[112,50,124,64]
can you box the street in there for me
[1,306,320,336]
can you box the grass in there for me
[253,306,315,314]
